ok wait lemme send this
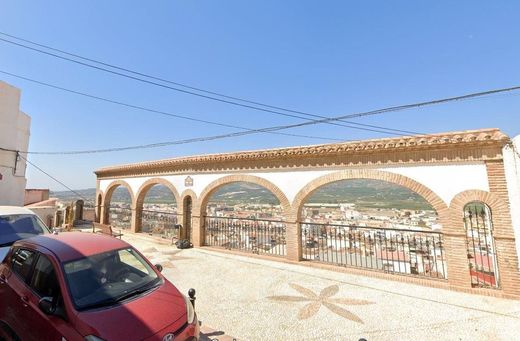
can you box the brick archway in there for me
[180,189,198,203]
[134,178,181,233]
[449,189,510,229]
[136,178,181,206]
[197,175,291,215]
[291,168,449,227]
[178,189,198,241]
[290,169,452,265]
[102,180,135,225]
[448,189,519,292]
[193,175,291,247]
[95,190,104,223]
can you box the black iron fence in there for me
[301,222,446,279]
[463,203,499,288]
[204,216,286,257]
[140,209,179,240]
[107,206,132,229]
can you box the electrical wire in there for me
[17,154,89,201]
[0,69,411,136]
[11,83,520,155]
[0,34,419,135]
[0,70,345,142]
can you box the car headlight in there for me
[183,295,196,324]
[84,336,106,341]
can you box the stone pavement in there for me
[122,233,520,341]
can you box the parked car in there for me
[0,232,199,341]
[0,206,51,262]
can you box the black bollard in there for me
[188,288,196,308]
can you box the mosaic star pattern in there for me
[267,283,374,323]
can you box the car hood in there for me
[0,247,8,263]
[75,281,187,340]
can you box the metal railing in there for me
[301,222,446,279]
[204,216,286,257]
[464,203,499,288]
[107,206,132,230]
[140,209,179,240]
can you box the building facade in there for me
[0,81,30,206]
[95,128,520,298]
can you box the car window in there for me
[11,248,37,281]
[30,255,60,298]
[0,214,50,247]
[118,249,149,274]
[64,247,159,310]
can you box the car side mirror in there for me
[38,297,55,315]
[155,264,163,273]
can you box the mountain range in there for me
[50,179,433,210]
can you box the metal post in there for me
[188,288,196,308]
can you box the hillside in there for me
[50,179,434,210]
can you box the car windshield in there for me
[0,214,50,247]
[63,247,160,311]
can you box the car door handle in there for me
[20,295,29,306]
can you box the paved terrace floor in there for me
[121,233,520,341]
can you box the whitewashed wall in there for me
[503,135,520,270]
[0,82,30,206]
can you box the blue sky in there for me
[1,1,520,190]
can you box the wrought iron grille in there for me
[301,222,446,279]
[204,216,286,257]
[108,206,132,229]
[463,202,499,288]
[140,209,179,240]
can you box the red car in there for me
[0,232,199,341]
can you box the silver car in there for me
[0,206,51,261]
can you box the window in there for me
[64,247,159,310]
[30,255,60,298]
[117,248,149,274]
[11,249,36,281]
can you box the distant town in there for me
[71,179,439,232]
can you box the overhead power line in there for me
[0,70,344,142]
[13,84,520,155]
[0,70,406,137]
[18,154,89,201]
[0,32,419,135]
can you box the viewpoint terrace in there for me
[95,128,520,298]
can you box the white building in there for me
[0,81,31,206]
[503,135,520,271]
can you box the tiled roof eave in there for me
[95,128,510,178]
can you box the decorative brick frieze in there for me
[95,129,509,179]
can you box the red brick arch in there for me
[134,178,181,233]
[179,189,198,240]
[196,174,291,217]
[448,189,519,292]
[135,178,181,207]
[95,190,104,223]
[180,189,198,203]
[102,180,135,224]
[291,169,451,231]
[449,189,511,238]
[103,180,135,206]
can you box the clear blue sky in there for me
[1,1,519,190]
